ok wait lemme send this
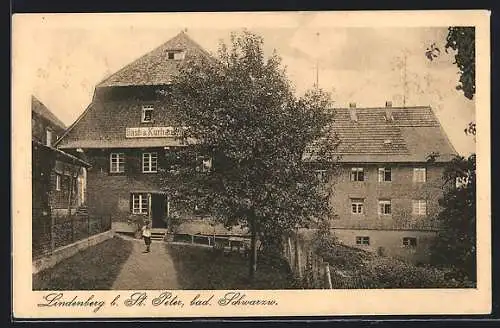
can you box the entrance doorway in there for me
[151,193,167,229]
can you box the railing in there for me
[171,233,251,253]
[32,211,112,260]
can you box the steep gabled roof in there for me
[327,106,457,163]
[56,99,185,149]
[31,96,66,130]
[96,31,214,88]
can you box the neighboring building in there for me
[31,96,90,219]
[55,32,214,233]
[32,95,66,147]
[325,102,457,263]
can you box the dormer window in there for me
[142,105,154,123]
[167,50,185,61]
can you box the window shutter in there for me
[130,193,133,213]
[378,168,384,182]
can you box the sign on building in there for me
[125,127,184,138]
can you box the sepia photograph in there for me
[13,10,490,317]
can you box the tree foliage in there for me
[430,154,476,281]
[159,31,338,276]
[426,26,475,100]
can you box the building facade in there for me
[55,32,457,262]
[31,96,90,219]
[326,103,457,263]
[56,32,211,233]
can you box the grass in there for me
[167,244,293,289]
[33,237,133,290]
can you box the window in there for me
[351,198,364,214]
[141,105,154,123]
[402,237,417,248]
[314,169,328,183]
[55,174,61,191]
[174,51,185,60]
[350,167,364,181]
[131,193,149,215]
[413,167,426,183]
[46,129,53,146]
[412,200,427,215]
[378,199,392,215]
[167,51,185,60]
[356,236,370,246]
[201,157,212,172]
[378,167,392,182]
[110,153,125,173]
[142,152,158,173]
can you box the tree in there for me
[426,27,476,134]
[426,27,475,100]
[430,154,476,281]
[159,31,338,280]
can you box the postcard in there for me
[12,10,491,318]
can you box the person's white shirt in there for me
[142,225,151,237]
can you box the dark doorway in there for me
[151,193,167,228]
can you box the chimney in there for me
[349,103,357,122]
[385,101,393,121]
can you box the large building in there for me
[327,102,457,263]
[55,32,213,234]
[55,32,457,262]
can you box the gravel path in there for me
[111,236,180,290]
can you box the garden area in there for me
[319,243,476,289]
[167,243,293,289]
[33,236,133,290]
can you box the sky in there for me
[21,13,476,155]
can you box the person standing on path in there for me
[142,220,152,253]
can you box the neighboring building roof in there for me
[31,96,67,131]
[32,140,91,167]
[313,106,458,163]
[96,31,214,88]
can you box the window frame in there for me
[413,167,427,183]
[350,198,364,215]
[402,237,417,248]
[355,236,370,246]
[196,156,213,173]
[350,167,365,182]
[314,169,328,183]
[46,128,53,147]
[131,193,149,215]
[173,51,186,60]
[142,152,158,173]
[412,199,427,215]
[55,174,61,191]
[378,199,392,215]
[378,167,392,182]
[109,152,125,173]
[141,105,154,123]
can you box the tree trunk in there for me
[249,215,258,281]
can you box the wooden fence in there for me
[32,212,112,260]
[282,231,333,289]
